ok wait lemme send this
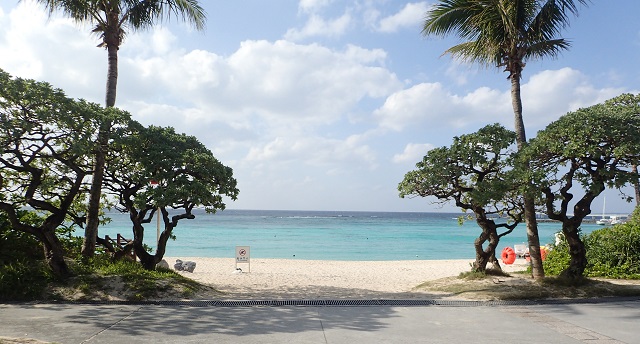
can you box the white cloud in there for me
[124,39,402,135]
[444,62,475,86]
[377,2,428,33]
[284,13,351,41]
[3,1,637,213]
[522,67,625,129]
[0,1,102,88]
[126,27,177,56]
[245,135,377,170]
[393,143,434,164]
[373,68,625,135]
[298,0,334,14]
[373,82,476,131]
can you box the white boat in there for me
[611,216,628,225]
[595,197,610,225]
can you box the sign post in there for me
[235,246,250,272]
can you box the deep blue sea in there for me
[93,209,602,261]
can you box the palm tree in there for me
[31,0,207,258]
[422,0,588,279]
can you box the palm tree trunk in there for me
[82,43,118,258]
[81,125,108,258]
[105,43,118,107]
[633,163,640,207]
[511,76,545,280]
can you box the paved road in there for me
[1,298,638,344]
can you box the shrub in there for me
[0,212,44,264]
[585,221,640,278]
[543,238,572,275]
[544,208,640,279]
[0,259,54,300]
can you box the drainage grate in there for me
[29,296,640,308]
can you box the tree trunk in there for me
[135,243,157,270]
[42,229,70,278]
[129,208,176,270]
[633,163,640,207]
[473,234,491,272]
[81,42,118,258]
[489,254,502,271]
[472,214,502,273]
[82,124,109,258]
[105,27,119,108]
[511,76,544,280]
[524,198,544,279]
[560,224,588,279]
[135,222,173,270]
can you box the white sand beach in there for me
[167,257,530,300]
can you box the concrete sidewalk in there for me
[1,298,638,344]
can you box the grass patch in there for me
[44,257,221,301]
[415,271,640,301]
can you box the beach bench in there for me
[513,244,528,258]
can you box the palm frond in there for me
[423,0,588,71]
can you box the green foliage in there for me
[526,102,640,195]
[70,256,202,300]
[459,269,509,280]
[0,259,54,300]
[399,123,520,210]
[0,211,54,300]
[545,214,640,279]
[0,68,137,276]
[0,212,43,264]
[422,0,587,72]
[109,124,239,211]
[584,222,640,278]
[543,237,572,275]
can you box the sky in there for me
[1,0,639,214]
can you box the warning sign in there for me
[235,246,250,272]
[236,246,250,262]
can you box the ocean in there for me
[94,209,602,261]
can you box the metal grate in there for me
[27,296,640,308]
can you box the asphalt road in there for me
[0,298,638,343]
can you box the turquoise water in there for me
[94,209,602,260]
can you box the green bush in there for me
[543,239,572,275]
[544,210,640,279]
[0,212,44,264]
[585,221,640,278]
[0,259,54,300]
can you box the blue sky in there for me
[1,0,638,213]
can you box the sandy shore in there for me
[167,257,530,300]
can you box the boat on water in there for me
[611,215,628,225]
[596,197,611,225]
[596,215,628,226]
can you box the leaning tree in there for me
[422,0,589,279]
[399,124,523,272]
[29,0,208,259]
[524,99,640,278]
[103,123,239,270]
[0,69,128,276]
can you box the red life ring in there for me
[501,247,516,265]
